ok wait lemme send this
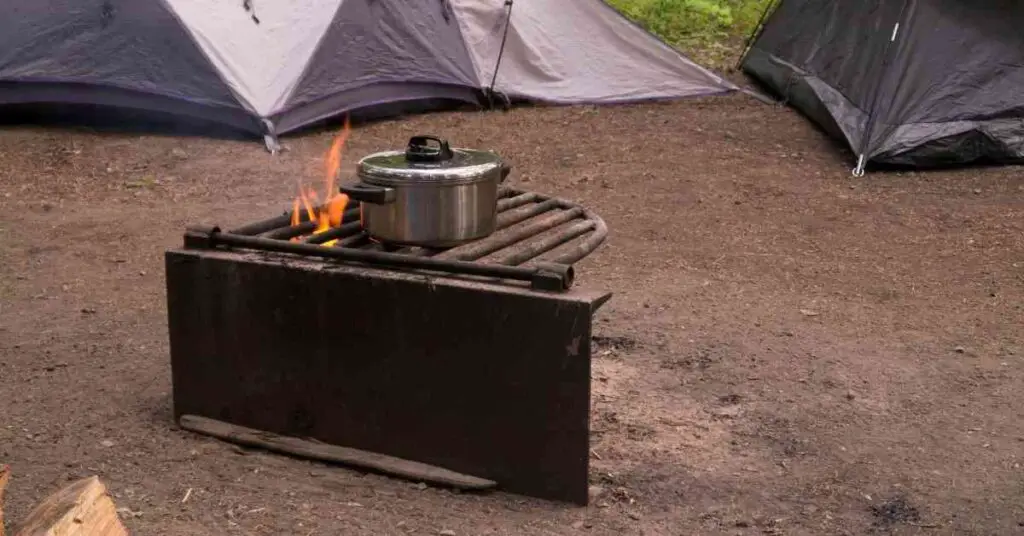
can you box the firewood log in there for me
[0,464,10,536]
[12,476,127,536]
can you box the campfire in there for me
[290,115,352,246]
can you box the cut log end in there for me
[13,475,128,536]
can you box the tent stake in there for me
[262,118,281,155]
[852,154,867,177]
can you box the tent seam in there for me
[443,0,488,96]
[156,0,262,124]
[275,0,349,116]
[763,53,866,123]
[858,0,913,165]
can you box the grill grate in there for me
[226,187,607,269]
[182,187,606,292]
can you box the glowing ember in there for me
[290,115,352,246]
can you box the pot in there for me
[340,135,511,248]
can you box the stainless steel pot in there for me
[340,135,511,248]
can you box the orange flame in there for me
[290,115,352,246]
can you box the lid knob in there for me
[405,135,454,163]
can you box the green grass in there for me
[607,0,774,69]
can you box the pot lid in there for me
[357,136,502,184]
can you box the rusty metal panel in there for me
[166,248,610,505]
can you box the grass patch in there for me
[606,0,774,69]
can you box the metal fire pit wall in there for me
[165,190,612,506]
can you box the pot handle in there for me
[406,135,454,163]
[499,162,512,183]
[339,182,396,204]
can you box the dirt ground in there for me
[1,93,1022,535]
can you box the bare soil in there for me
[1,93,1022,535]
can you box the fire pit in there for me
[165,136,611,505]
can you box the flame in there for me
[290,115,352,246]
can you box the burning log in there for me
[0,468,127,536]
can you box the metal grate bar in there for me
[488,220,597,266]
[228,212,294,236]
[237,206,359,237]
[335,233,370,248]
[303,220,362,244]
[436,207,584,262]
[200,187,607,288]
[262,220,316,240]
[497,192,540,212]
[496,199,560,229]
[545,208,608,266]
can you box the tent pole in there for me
[733,0,781,71]
[853,0,912,176]
[485,0,515,110]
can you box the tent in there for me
[741,0,1024,173]
[0,0,736,149]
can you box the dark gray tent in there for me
[741,0,1024,173]
[0,0,736,149]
